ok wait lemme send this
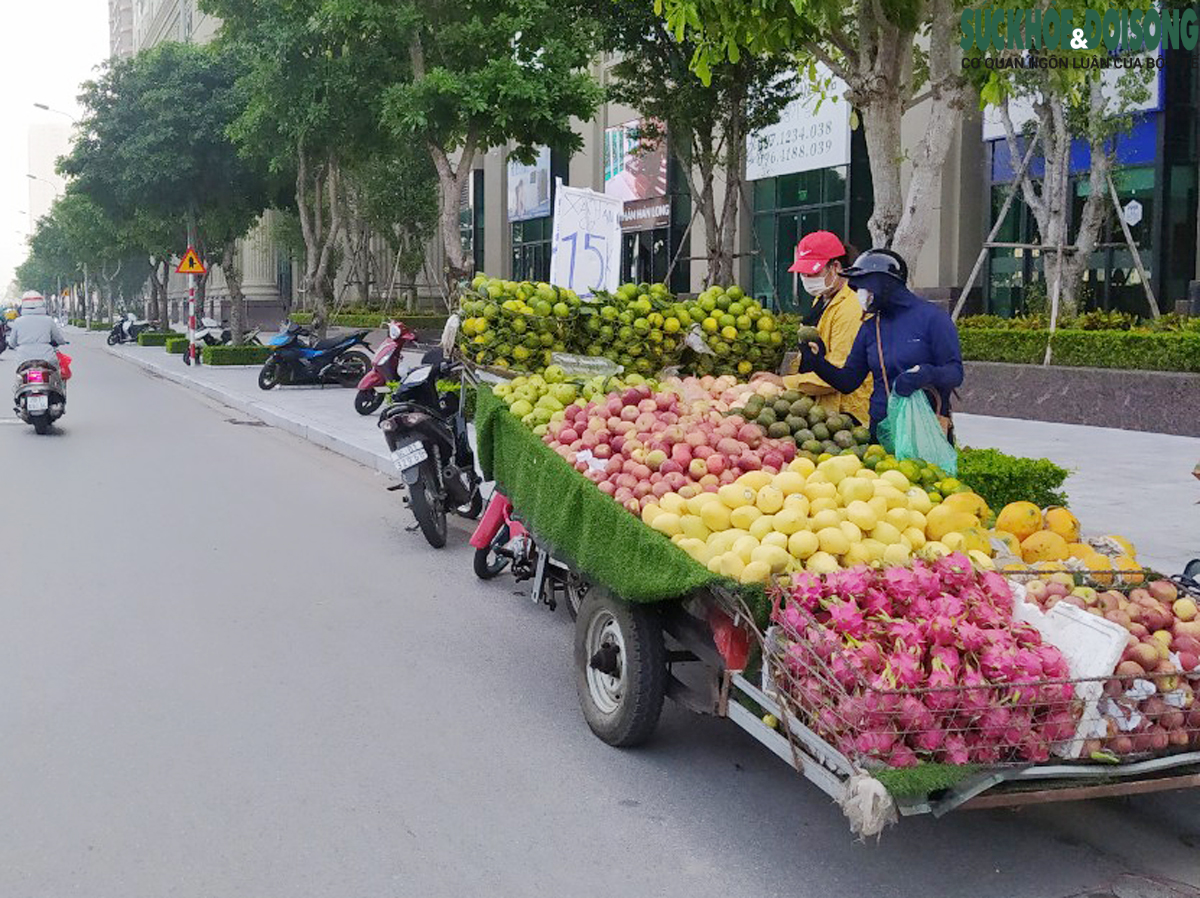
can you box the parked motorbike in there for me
[183,318,264,365]
[354,320,416,415]
[14,358,66,435]
[378,323,481,547]
[258,323,371,390]
[106,313,153,345]
[470,491,588,617]
[0,321,8,357]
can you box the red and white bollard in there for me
[187,273,197,365]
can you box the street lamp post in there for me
[32,103,79,125]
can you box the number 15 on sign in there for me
[549,182,622,298]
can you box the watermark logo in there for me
[961,6,1199,52]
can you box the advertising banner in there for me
[746,65,851,181]
[603,120,669,209]
[507,146,552,222]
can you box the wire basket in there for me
[761,569,1200,771]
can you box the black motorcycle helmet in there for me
[842,248,909,285]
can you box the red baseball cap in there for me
[788,231,846,275]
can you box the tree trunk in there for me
[714,102,746,286]
[889,0,966,262]
[221,239,247,343]
[296,138,346,337]
[411,32,476,303]
[147,261,161,326]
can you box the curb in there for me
[107,346,396,476]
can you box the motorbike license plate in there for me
[391,440,428,472]
[26,395,49,413]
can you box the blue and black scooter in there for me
[258,322,372,390]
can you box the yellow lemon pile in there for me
[640,454,997,586]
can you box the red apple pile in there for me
[1025,576,1200,756]
[543,378,798,516]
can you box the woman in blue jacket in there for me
[797,249,964,439]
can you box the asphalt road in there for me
[0,336,1197,898]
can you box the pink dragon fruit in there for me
[909,559,943,600]
[956,620,989,653]
[859,587,893,617]
[895,695,935,734]
[966,732,1003,764]
[934,552,976,590]
[1017,734,1051,763]
[959,669,994,717]
[882,651,926,689]
[977,705,1012,739]
[834,694,868,730]
[939,733,971,765]
[886,620,926,653]
[885,743,920,768]
[863,688,902,724]
[826,599,870,639]
[978,569,1012,602]
[980,644,1019,682]
[881,566,924,607]
[969,603,1011,628]
[924,665,959,713]
[845,639,884,675]
[854,728,898,758]
[909,596,938,620]
[932,593,967,621]
[924,614,959,647]
[1034,644,1071,680]
[1012,623,1044,646]
[780,604,807,634]
[824,565,875,601]
[789,572,825,610]
[913,725,947,754]
[1039,708,1078,744]
[1011,646,1046,681]
[829,652,863,690]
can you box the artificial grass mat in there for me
[476,385,728,604]
[870,763,981,798]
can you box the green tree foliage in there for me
[657,0,969,264]
[61,42,276,339]
[585,0,794,286]
[966,0,1157,318]
[379,0,604,296]
[201,0,407,333]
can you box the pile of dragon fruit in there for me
[770,552,1079,768]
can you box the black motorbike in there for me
[258,323,372,390]
[379,347,482,547]
[106,316,153,345]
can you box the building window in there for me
[512,216,551,282]
[459,170,485,276]
[750,166,850,313]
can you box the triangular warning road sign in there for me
[176,247,207,275]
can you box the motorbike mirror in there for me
[439,314,460,358]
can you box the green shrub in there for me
[958,447,1070,511]
[958,328,1048,364]
[165,336,190,354]
[1049,330,1200,372]
[958,328,1200,372]
[201,345,272,365]
[137,331,180,347]
[288,311,448,331]
[90,321,112,331]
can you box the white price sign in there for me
[549,180,622,298]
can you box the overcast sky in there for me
[0,0,109,291]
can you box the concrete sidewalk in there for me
[102,333,1200,573]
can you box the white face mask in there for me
[857,288,873,312]
[800,273,829,297]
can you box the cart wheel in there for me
[574,587,665,747]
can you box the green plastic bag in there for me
[877,392,957,475]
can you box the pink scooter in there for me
[470,491,588,617]
[355,320,417,415]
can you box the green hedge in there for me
[958,447,1070,511]
[288,311,449,330]
[201,345,272,366]
[137,331,180,347]
[90,322,112,331]
[958,328,1200,373]
[165,336,190,354]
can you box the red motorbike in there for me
[355,320,417,415]
[470,491,588,617]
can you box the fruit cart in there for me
[471,382,1200,838]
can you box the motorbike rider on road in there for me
[8,292,68,366]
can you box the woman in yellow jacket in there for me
[786,231,872,426]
